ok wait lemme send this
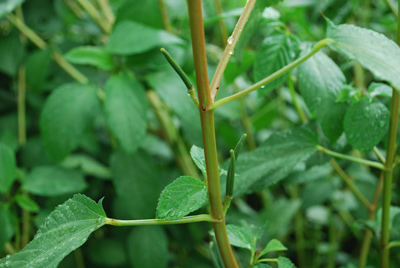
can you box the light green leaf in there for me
[233,125,317,196]
[0,205,15,249]
[344,97,389,152]
[327,21,400,90]
[190,145,207,177]
[40,83,100,161]
[336,85,359,103]
[61,154,111,180]
[254,31,299,95]
[15,194,40,213]
[65,46,114,71]
[106,21,183,55]
[225,224,256,250]
[368,82,392,99]
[127,226,168,268]
[259,239,287,256]
[0,194,106,268]
[23,166,87,197]
[156,176,208,220]
[298,48,348,143]
[0,143,16,193]
[278,256,297,268]
[0,0,25,18]
[104,75,147,155]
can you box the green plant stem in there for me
[3,242,16,255]
[388,241,400,249]
[76,0,110,33]
[157,0,172,33]
[358,173,384,268]
[258,258,278,263]
[328,209,336,268]
[210,0,256,99]
[97,0,115,26]
[288,75,308,123]
[105,214,217,226]
[373,147,386,163]
[74,248,85,268]
[330,159,371,209]
[317,145,386,171]
[17,67,26,146]
[385,0,398,17]
[52,51,89,84]
[212,38,333,109]
[6,13,46,49]
[213,0,228,46]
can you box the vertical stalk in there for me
[17,67,26,146]
[157,0,172,33]
[213,0,228,46]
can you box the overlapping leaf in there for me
[0,143,16,193]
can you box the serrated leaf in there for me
[260,239,287,256]
[23,166,87,197]
[127,226,168,268]
[65,46,114,71]
[297,47,348,143]
[344,97,389,152]
[226,224,256,250]
[0,143,16,193]
[0,205,15,249]
[327,21,400,90]
[15,194,40,213]
[104,76,147,155]
[278,256,297,268]
[61,154,111,180]
[0,0,25,18]
[254,31,299,95]
[190,145,207,176]
[0,194,106,268]
[106,21,183,55]
[156,176,208,220]
[368,82,392,99]
[233,125,317,196]
[40,83,100,161]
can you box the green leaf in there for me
[106,21,183,55]
[336,85,359,103]
[40,83,100,161]
[0,143,16,193]
[0,32,24,76]
[376,206,400,238]
[190,145,207,177]
[127,226,168,268]
[0,0,25,18]
[111,150,162,219]
[104,75,147,155]
[367,82,392,99]
[0,205,15,249]
[225,224,256,250]
[297,48,348,143]
[65,46,114,71]
[61,154,111,180]
[233,125,318,196]
[25,49,51,92]
[226,134,247,197]
[88,239,127,266]
[254,31,299,95]
[259,239,287,256]
[15,194,40,213]
[278,256,297,268]
[0,194,106,268]
[343,97,389,152]
[327,21,400,90]
[156,176,208,220]
[23,166,87,197]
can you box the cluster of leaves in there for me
[1,0,400,267]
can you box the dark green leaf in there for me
[25,49,51,92]
[278,256,297,268]
[0,32,24,76]
[0,194,106,268]
[254,31,299,95]
[23,166,87,197]
[225,224,256,250]
[104,75,147,154]
[88,239,127,266]
[0,0,26,18]
[259,239,287,256]
[40,83,100,161]
[106,21,183,55]
[61,154,111,180]
[327,21,400,90]
[0,143,16,193]
[127,226,168,268]
[65,46,114,71]
[298,48,348,143]
[156,176,208,220]
[0,205,15,249]
[15,194,40,213]
[344,97,389,152]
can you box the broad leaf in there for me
[15,194,39,212]
[0,143,16,193]
[156,176,208,220]
[225,224,256,250]
[40,83,100,161]
[61,154,111,180]
[259,239,287,256]
[327,21,400,90]
[0,32,24,76]
[190,145,207,176]
[368,82,392,99]
[0,0,25,18]
[344,97,389,152]
[0,205,15,250]
[106,21,183,55]
[104,75,147,155]
[233,125,318,196]
[127,226,168,268]
[297,47,348,143]
[25,49,51,92]
[254,31,299,95]
[65,46,114,71]
[278,256,297,268]
[0,194,106,268]
[23,166,87,197]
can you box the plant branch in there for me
[97,0,115,26]
[373,146,386,163]
[6,14,46,49]
[212,38,333,109]
[288,75,308,123]
[388,241,400,249]
[157,0,173,33]
[76,0,111,33]
[257,258,278,263]
[17,67,26,146]
[105,214,218,226]
[210,0,256,99]
[213,0,229,46]
[385,0,398,17]
[317,145,386,171]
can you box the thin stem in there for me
[257,258,278,263]
[157,0,172,33]
[3,242,16,255]
[213,0,229,46]
[210,0,256,99]
[385,0,398,17]
[52,52,89,84]
[74,248,86,268]
[6,14,47,49]
[330,159,371,209]
[373,147,386,163]
[105,214,217,226]
[76,0,110,33]
[388,241,400,249]
[288,75,308,123]
[212,38,334,109]
[317,145,386,171]
[97,0,115,26]
[64,0,85,18]
[17,66,26,146]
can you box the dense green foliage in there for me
[0,0,400,267]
